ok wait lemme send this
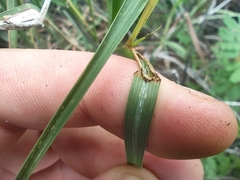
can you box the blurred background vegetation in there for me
[0,0,240,179]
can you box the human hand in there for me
[0,49,237,180]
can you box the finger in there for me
[0,130,59,179]
[0,126,203,180]
[51,126,203,179]
[94,165,158,180]
[51,127,126,178]
[30,160,89,180]
[0,49,237,159]
[94,162,203,180]
[0,121,25,153]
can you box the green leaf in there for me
[114,46,135,59]
[124,52,161,167]
[7,0,17,48]
[230,67,240,83]
[126,0,159,46]
[110,0,125,23]
[124,70,160,167]
[218,28,234,41]
[223,17,238,29]
[165,41,187,59]
[51,0,65,6]
[0,3,40,20]
[201,157,217,178]
[15,0,148,179]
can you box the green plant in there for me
[210,17,240,99]
[200,15,240,180]
[1,0,240,179]
[202,150,240,179]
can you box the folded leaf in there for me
[124,53,161,167]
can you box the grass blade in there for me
[124,50,161,167]
[0,4,40,20]
[126,0,159,46]
[7,0,17,48]
[87,0,98,42]
[65,0,96,41]
[15,0,148,179]
[110,0,125,23]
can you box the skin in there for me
[0,49,238,180]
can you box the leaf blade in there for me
[124,56,161,167]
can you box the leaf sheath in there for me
[124,66,160,167]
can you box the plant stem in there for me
[7,0,17,48]
[126,0,159,47]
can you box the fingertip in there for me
[94,165,158,180]
[148,78,238,158]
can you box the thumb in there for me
[94,165,158,180]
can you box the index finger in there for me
[0,49,237,159]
